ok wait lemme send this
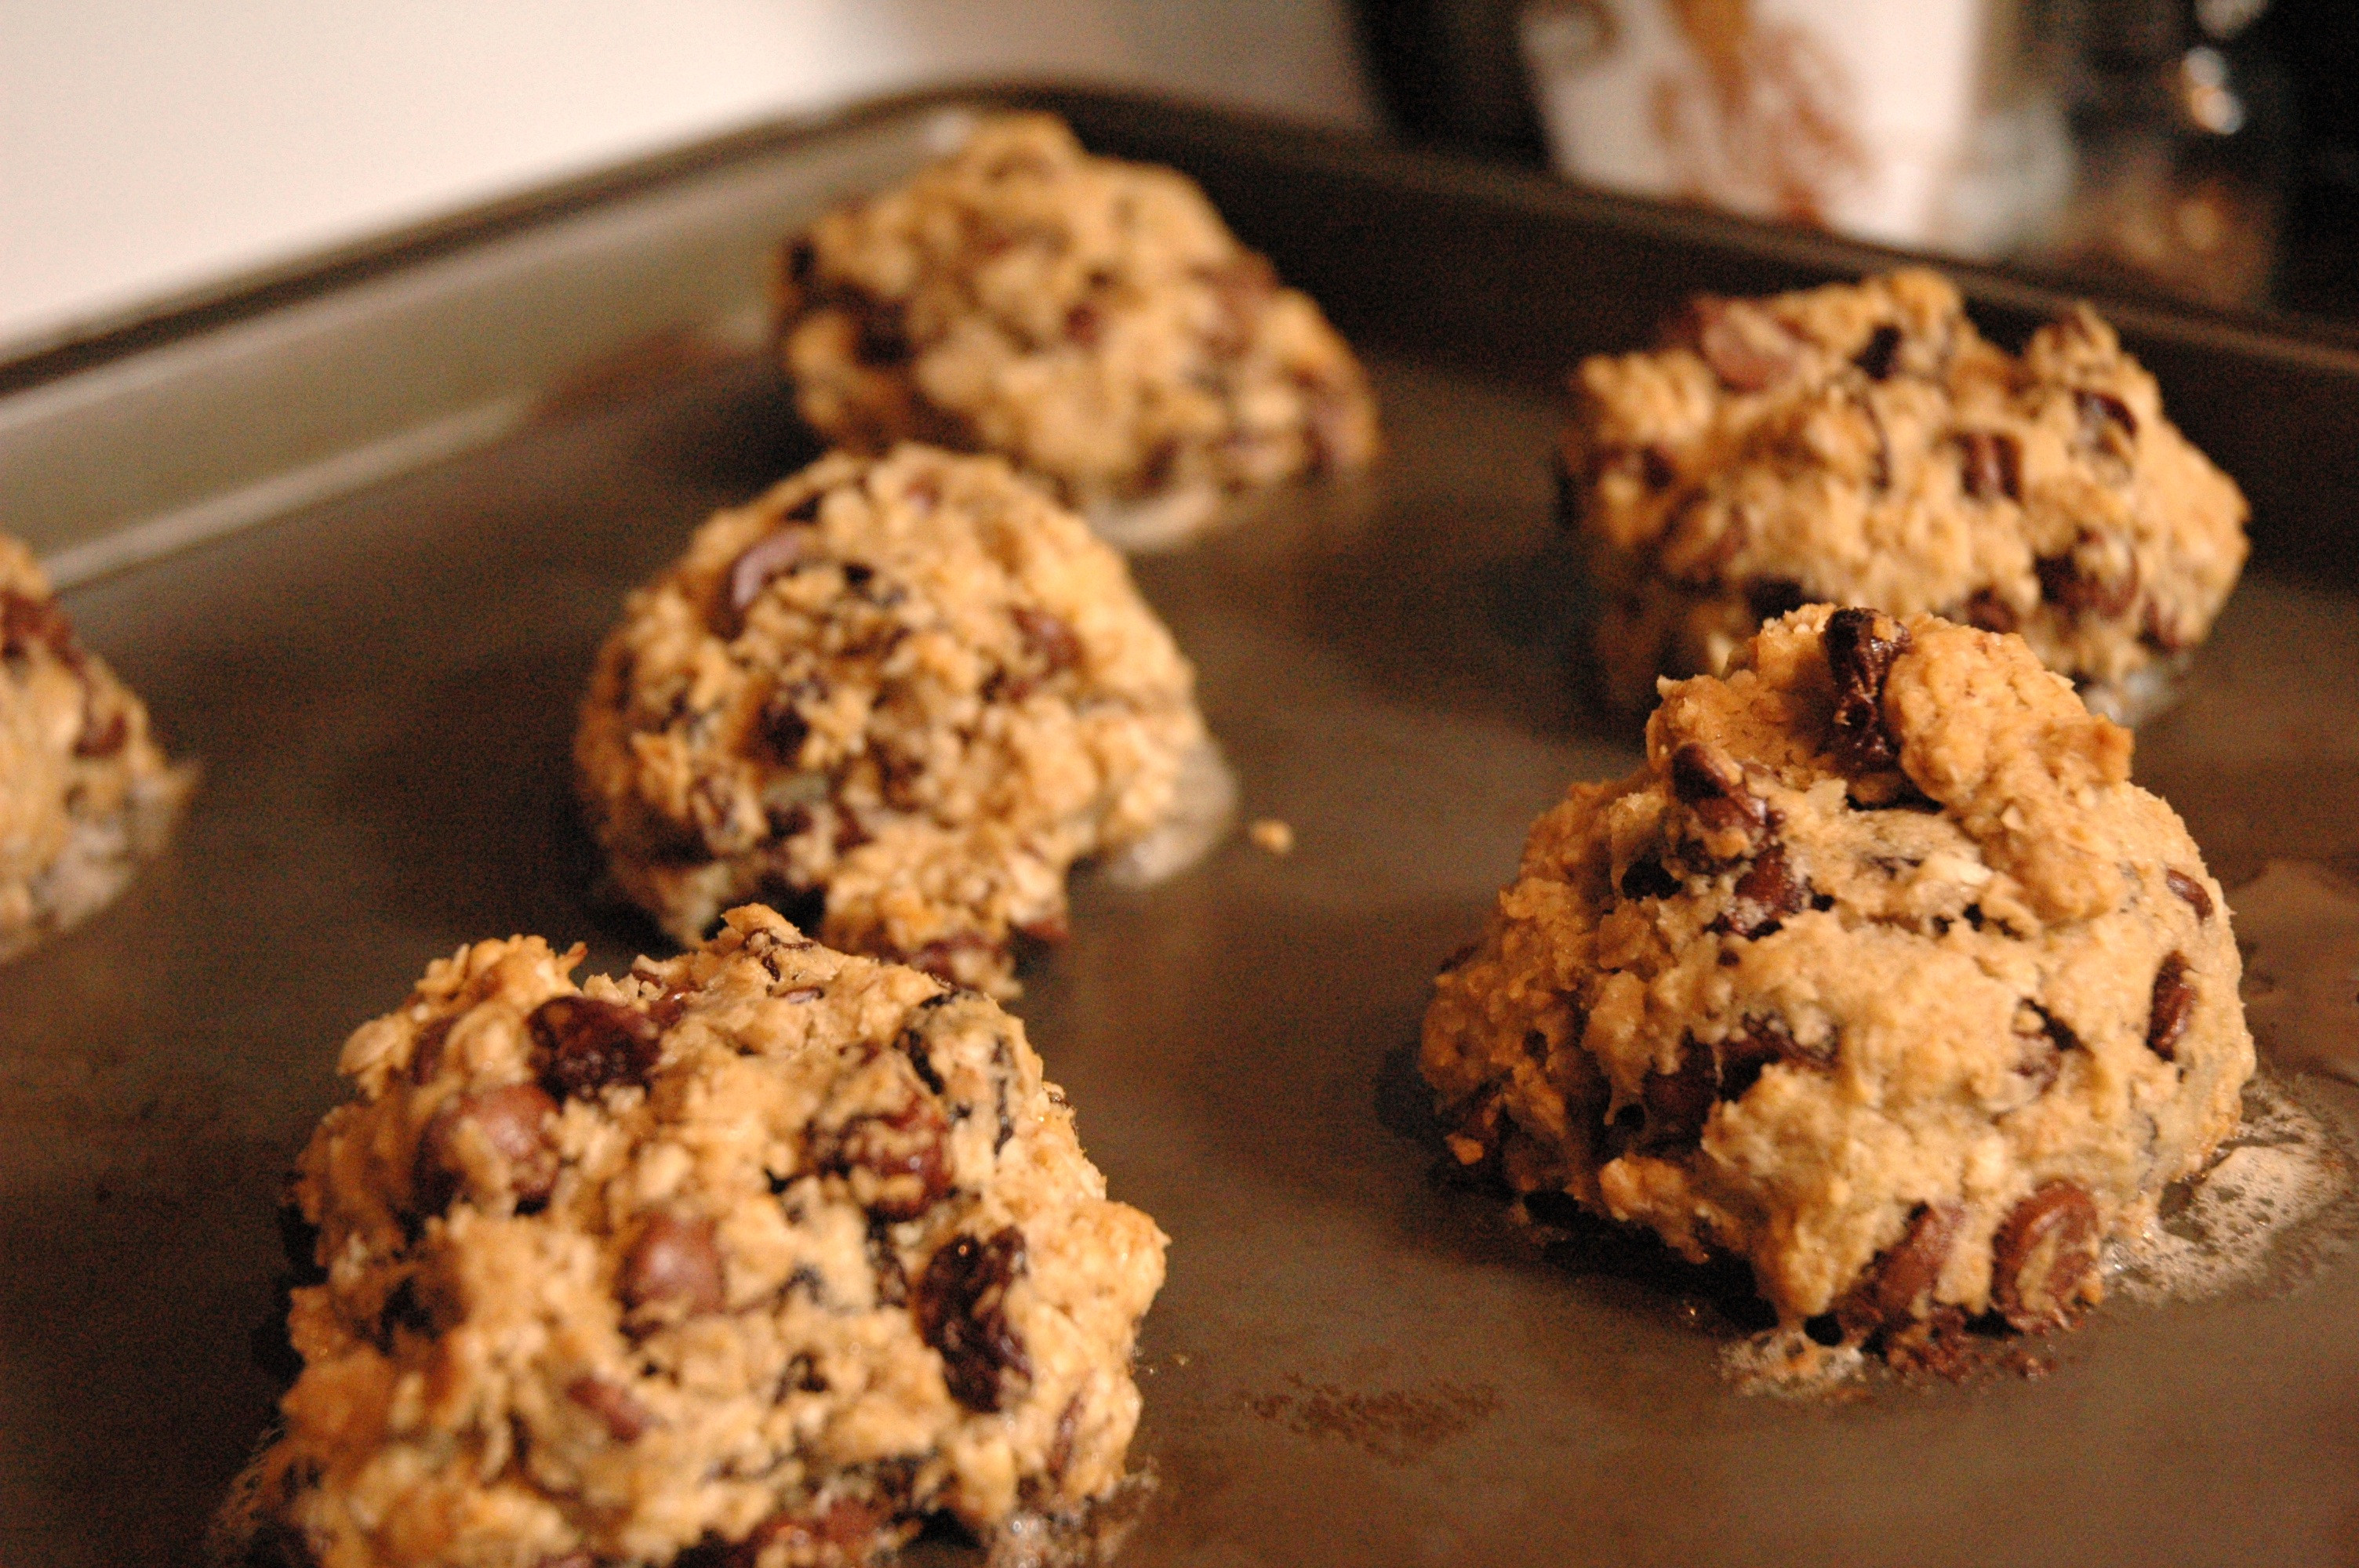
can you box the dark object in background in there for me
[1354,0,1550,162]
[2049,0,2294,310]
[2258,0,2359,320]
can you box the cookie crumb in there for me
[1249,818,1295,855]
[1719,1327,1866,1397]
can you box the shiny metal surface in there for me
[3,93,2357,1568]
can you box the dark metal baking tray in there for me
[5,88,2359,1568]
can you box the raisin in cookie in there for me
[214,906,1166,1568]
[576,445,1225,997]
[0,535,192,960]
[1562,269,2248,724]
[1422,605,2252,1356]
[772,112,1378,548]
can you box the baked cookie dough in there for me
[1422,605,2252,1356]
[216,906,1167,1568]
[576,445,1223,997]
[772,112,1379,546]
[1561,269,2248,724]
[0,535,191,960]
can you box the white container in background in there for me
[1521,0,2071,256]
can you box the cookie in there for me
[576,445,1224,997]
[1421,605,2252,1355]
[772,113,1379,546]
[0,535,192,960]
[1561,269,2249,724]
[216,906,1166,1567]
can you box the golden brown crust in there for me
[1424,607,2252,1335]
[773,114,1378,529]
[574,446,1211,996]
[1564,269,2248,720]
[0,534,193,959]
[227,908,1166,1568]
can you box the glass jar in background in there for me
[2037,0,2289,310]
[1517,0,2077,257]
[1514,0,2287,309]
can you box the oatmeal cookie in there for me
[0,535,192,960]
[215,906,1166,1568]
[772,112,1378,546]
[1422,605,2252,1354]
[1562,269,2248,724]
[576,445,1223,997]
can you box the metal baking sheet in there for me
[5,89,2359,1568]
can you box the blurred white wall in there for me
[0,1,1374,354]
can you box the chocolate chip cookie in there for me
[0,535,192,960]
[215,906,1166,1567]
[575,445,1223,997]
[1562,269,2248,724]
[772,113,1379,546]
[1422,605,2252,1357]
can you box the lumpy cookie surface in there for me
[1422,607,2252,1351]
[575,445,1215,996]
[772,113,1377,536]
[1564,269,2248,723]
[0,535,191,960]
[221,906,1166,1568]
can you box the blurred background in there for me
[0,1,1377,353]
[4,0,2354,357]
[1371,0,2359,321]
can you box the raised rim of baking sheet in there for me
[8,85,2359,587]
